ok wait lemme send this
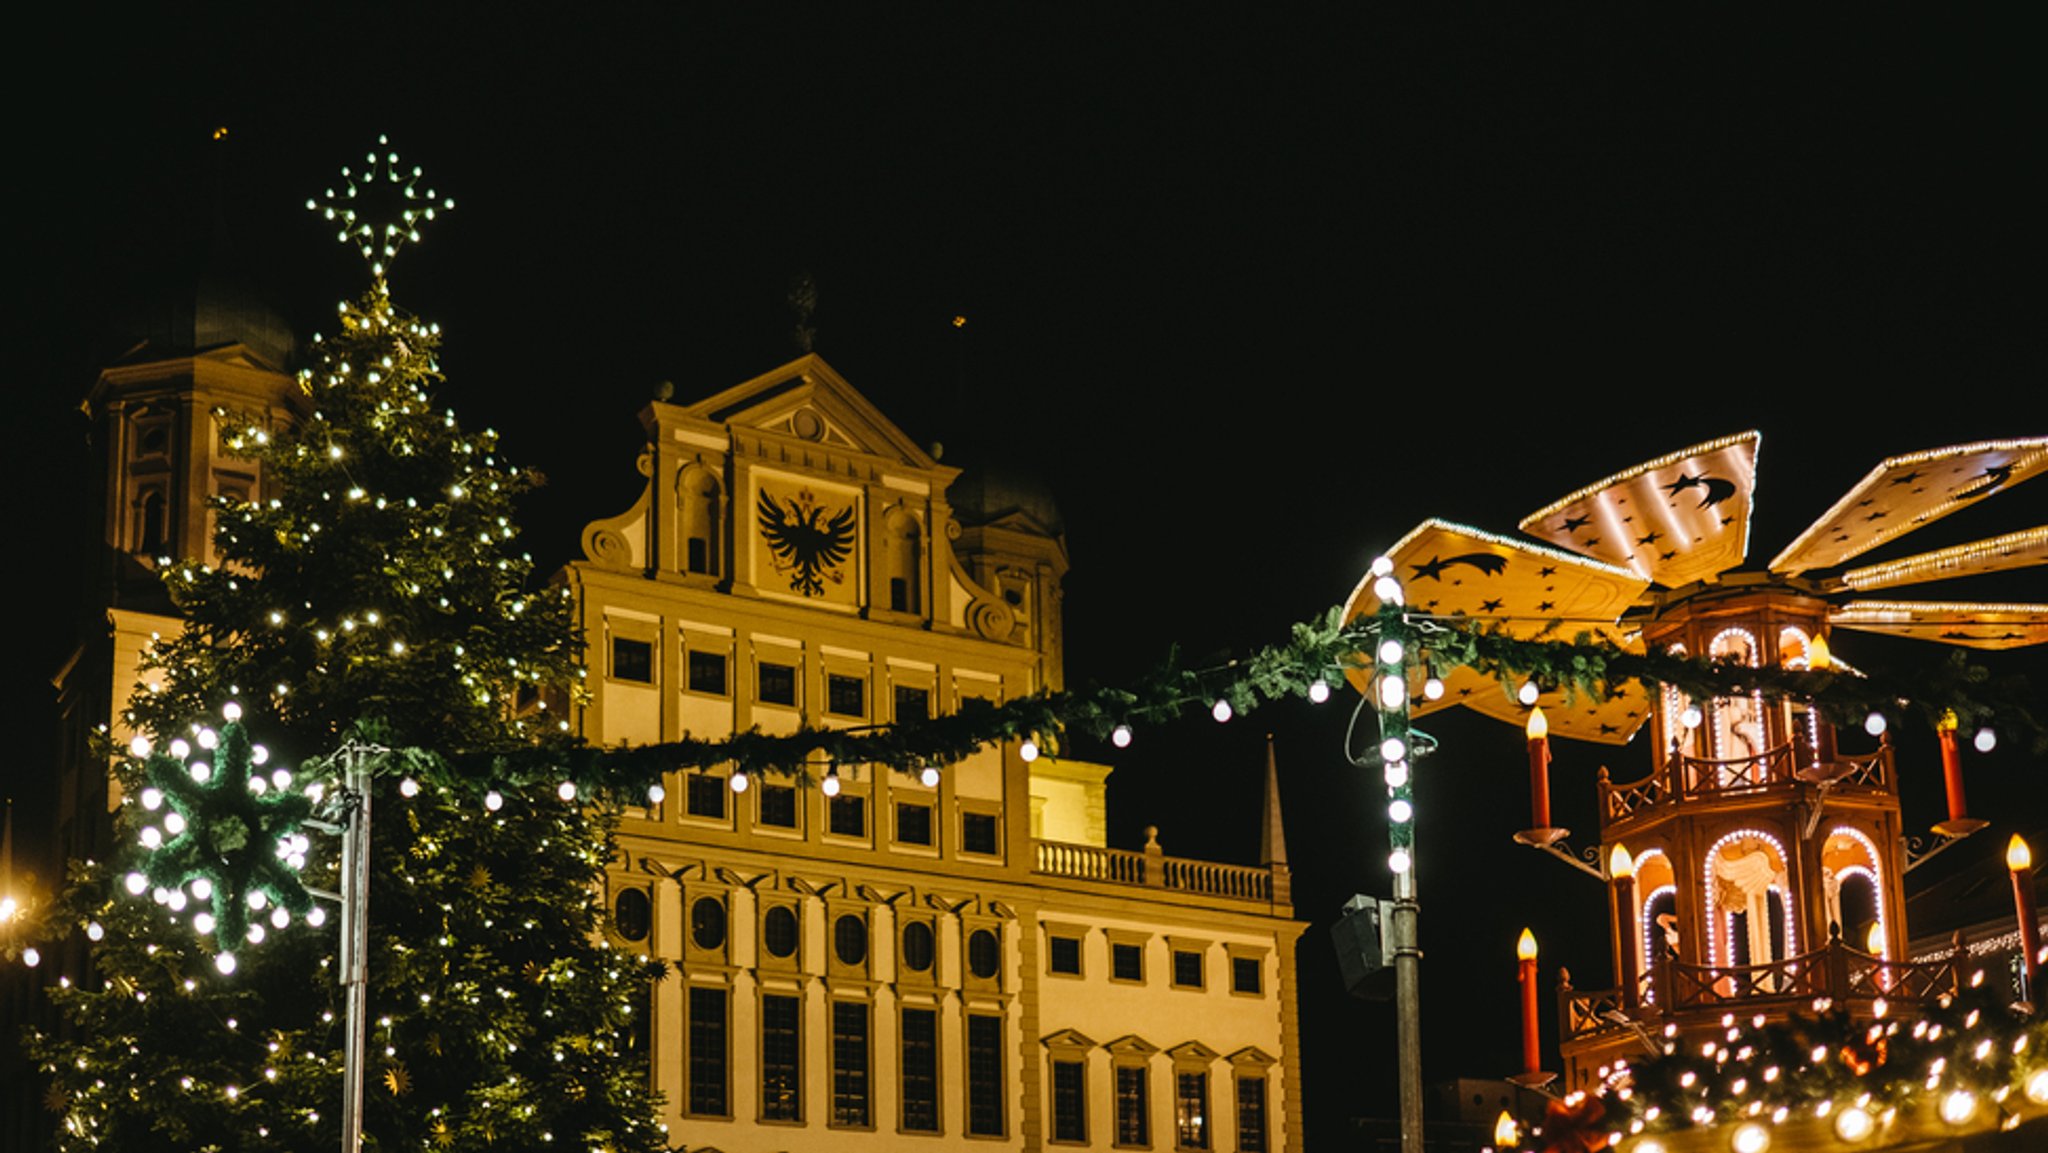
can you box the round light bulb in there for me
[197,728,218,750]
[1731,1121,1770,1153]
[1212,699,1233,723]
[169,739,191,758]
[1112,724,1133,747]
[86,921,104,942]
[141,787,163,811]
[306,906,328,928]
[1833,1104,1874,1142]
[1384,760,1410,789]
[1369,555,1394,577]
[191,877,213,900]
[1864,712,1887,737]
[1378,675,1406,710]
[484,790,504,812]
[2025,1067,2048,1104]
[646,782,666,805]
[164,812,186,835]
[729,770,750,794]
[399,777,420,798]
[1423,676,1445,701]
[246,924,266,945]
[1974,727,1997,753]
[194,911,217,935]
[1308,679,1331,704]
[1378,639,1404,665]
[1019,739,1039,762]
[130,735,153,758]
[166,889,188,912]
[222,702,242,721]
[139,827,162,849]
[1371,575,1403,604]
[1381,737,1407,763]
[1681,705,1703,730]
[251,745,269,765]
[1388,799,1413,823]
[557,780,577,802]
[920,765,942,788]
[246,776,267,795]
[216,951,237,975]
[822,769,842,797]
[1517,681,1540,706]
[1939,1089,1975,1125]
[270,769,292,790]
[1388,848,1412,874]
[271,907,290,929]
[23,947,41,967]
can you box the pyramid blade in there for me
[1520,432,1758,588]
[1344,520,1653,744]
[1772,438,2048,575]
[1827,600,2048,650]
[1840,526,2048,591]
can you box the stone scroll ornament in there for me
[124,703,320,965]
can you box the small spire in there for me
[1259,735,1288,868]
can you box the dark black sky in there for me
[15,7,2047,1142]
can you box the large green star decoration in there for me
[129,706,320,950]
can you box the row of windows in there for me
[1046,933,1264,995]
[613,892,1006,983]
[681,992,1007,1136]
[610,637,933,721]
[1049,1062,1268,1151]
[675,775,1001,853]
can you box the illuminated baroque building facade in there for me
[569,355,1306,1151]
[51,326,1307,1151]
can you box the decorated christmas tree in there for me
[32,143,665,1152]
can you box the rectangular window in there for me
[831,1001,870,1127]
[1235,1076,1268,1153]
[761,993,800,1122]
[966,1012,1005,1136]
[961,811,999,856]
[1112,942,1144,983]
[687,649,728,695]
[758,783,798,828]
[827,673,866,717]
[1049,935,1083,976]
[1231,955,1262,995]
[828,794,866,838]
[1172,949,1204,990]
[1174,1071,1208,1150]
[1116,1065,1149,1147]
[1052,1058,1087,1142]
[894,684,931,724]
[687,986,728,1117]
[686,773,727,819]
[687,535,710,575]
[901,1006,940,1133]
[889,576,910,612]
[896,801,933,847]
[612,636,653,683]
[758,660,798,706]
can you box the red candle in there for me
[1937,711,1968,825]
[2010,836,2041,1003]
[1611,846,1639,1010]
[1526,708,1552,830]
[1518,929,1541,1076]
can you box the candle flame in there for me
[1938,709,1958,733]
[1518,928,1538,960]
[2010,835,2033,872]
[1809,633,1832,670]
[1494,1110,1520,1147]
[1866,922,1884,954]
[1610,844,1635,879]
[1526,706,1548,740]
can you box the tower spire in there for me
[1260,734,1288,868]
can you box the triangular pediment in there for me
[678,354,940,471]
[1166,1040,1221,1064]
[1042,1028,1098,1051]
[1227,1045,1277,1067]
[1105,1034,1159,1057]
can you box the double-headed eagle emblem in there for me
[758,488,857,597]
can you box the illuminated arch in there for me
[1709,628,1767,773]
[1824,826,1888,958]
[1703,828,1796,968]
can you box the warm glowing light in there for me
[1019,738,1039,762]
[1865,922,1884,954]
[23,947,40,968]
[1381,737,1407,763]
[1517,928,1538,961]
[216,952,238,975]
[1808,633,1831,670]
[1423,676,1444,700]
[1112,724,1134,747]
[2025,1067,2048,1104]
[1730,1121,1769,1153]
[484,790,504,812]
[1610,844,1634,879]
[729,769,750,794]
[557,780,577,801]
[1307,679,1331,704]
[399,777,420,798]
[1388,799,1413,823]
[1378,639,1404,665]
[822,768,842,797]
[1493,1110,1519,1147]
[1832,1104,1874,1142]
[646,782,666,805]
[1388,848,1412,874]
[1518,681,1540,706]
[919,764,941,787]
[1939,1089,1976,1125]
[1372,575,1402,604]
[1370,555,1394,578]
[1378,674,1405,709]
[1383,760,1409,788]
[1681,704,1703,730]
[1212,699,1233,723]
[1864,711,1886,736]
[2008,835,2032,872]
[1974,727,1997,753]
[1526,707,1548,740]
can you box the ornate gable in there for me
[677,354,940,471]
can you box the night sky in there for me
[15,8,2047,1143]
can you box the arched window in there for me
[1779,627,1822,774]
[1704,829,1796,971]
[1823,826,1887,958]
[136,488,167,557]
[1660,644,1694,758]
[1709,628,1767,779]
[678,465,722,577]
[883,507,922,614]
